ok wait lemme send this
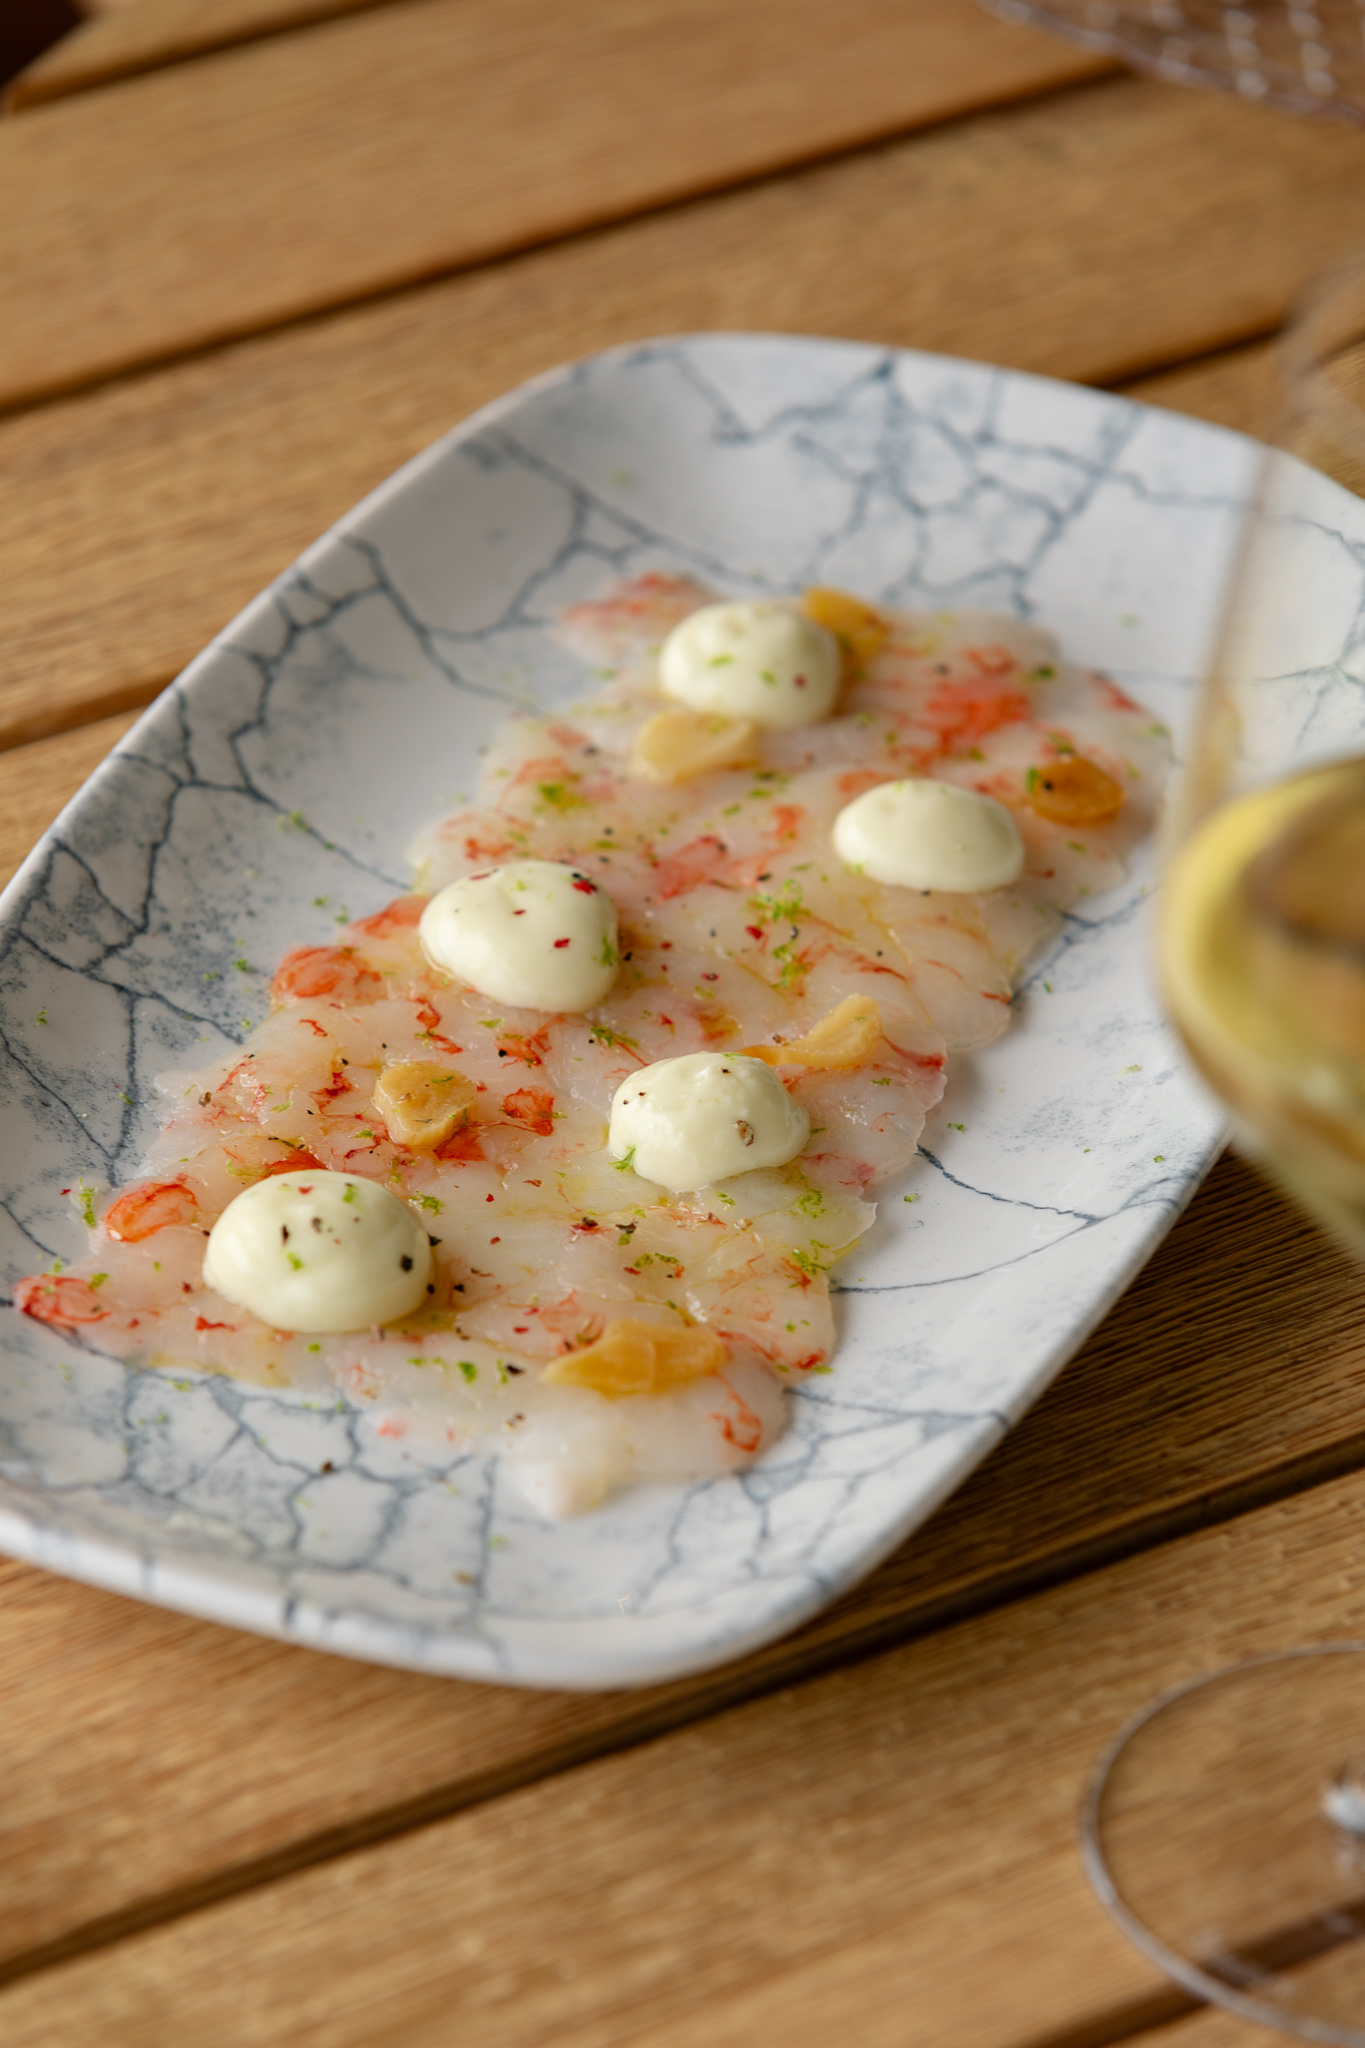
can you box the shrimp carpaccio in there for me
[19,580,1169,1516]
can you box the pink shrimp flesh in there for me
[17,580,1169,1513]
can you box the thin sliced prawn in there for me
[16,576,1167,1513]
[15,1275,109,1327]
[273,947,383,1005]
[104,1180,199,1242]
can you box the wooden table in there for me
[1,4,1364,2039]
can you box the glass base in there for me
[1083,1648,1365,2044]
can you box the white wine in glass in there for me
[1085,248,1365,2042]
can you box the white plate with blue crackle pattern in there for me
[0,334,1243,1691]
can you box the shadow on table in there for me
[0,0,84,91]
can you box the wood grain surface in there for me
[0,80,1340,752]
[1125,339,1278,438]
[0,0,1111,410]
[6,1463,1365,2046]
[1126,2009,1333,2048]
[5,0,400,106]
[1125,1999,1331,2048]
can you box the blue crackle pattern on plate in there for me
[0,334,1309,1688]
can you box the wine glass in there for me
[1082,246,1365,2041]
[979,0,1365,126]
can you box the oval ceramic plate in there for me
[0,335,1244,1689]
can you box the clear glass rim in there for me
[1080,1643,1365,2047]
[1279,244,1365,472]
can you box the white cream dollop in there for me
[203,1170,432,1333]
[659,601,841,729]
[609,1052,810,1192]
[419,858,619,1012]
[833,778,1024,893]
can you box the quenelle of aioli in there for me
[419,859,619,1012]
[203,1170,432,1333]
[609,1052,811,1191]
[833,778,1025,893]
[659,601,841,729]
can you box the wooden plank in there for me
[0,1144,1363,1982]
[1121,2000,1328,2048]
[0,712,139,891]
[0,0,1113,411]
[1122,338,1277,437]
[6,1457,1365,2044]
[1122,2012,1308,2048]
[6,0,396,108]
[0,83,1336,753]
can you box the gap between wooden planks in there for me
[1088,1966,1358,2048]
[0,0,1113,411]
[5,0,404,107]
[0,73,1352,755]
[1079,1990,1346,2048]
[0,713,139,894]
[7,1458,1365,2044]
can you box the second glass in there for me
[1087,246,1365,2039]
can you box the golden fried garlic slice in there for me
[802,587,888,675]
[541,1318,726,1398]
[631,707,760,784]
[744,994,883,1071]
[372,1061,477,1151]
[1027,756,1125,826]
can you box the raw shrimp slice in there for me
[104,1180,200,1242]
[559,573,715,666]
[17,576,1168,1514]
